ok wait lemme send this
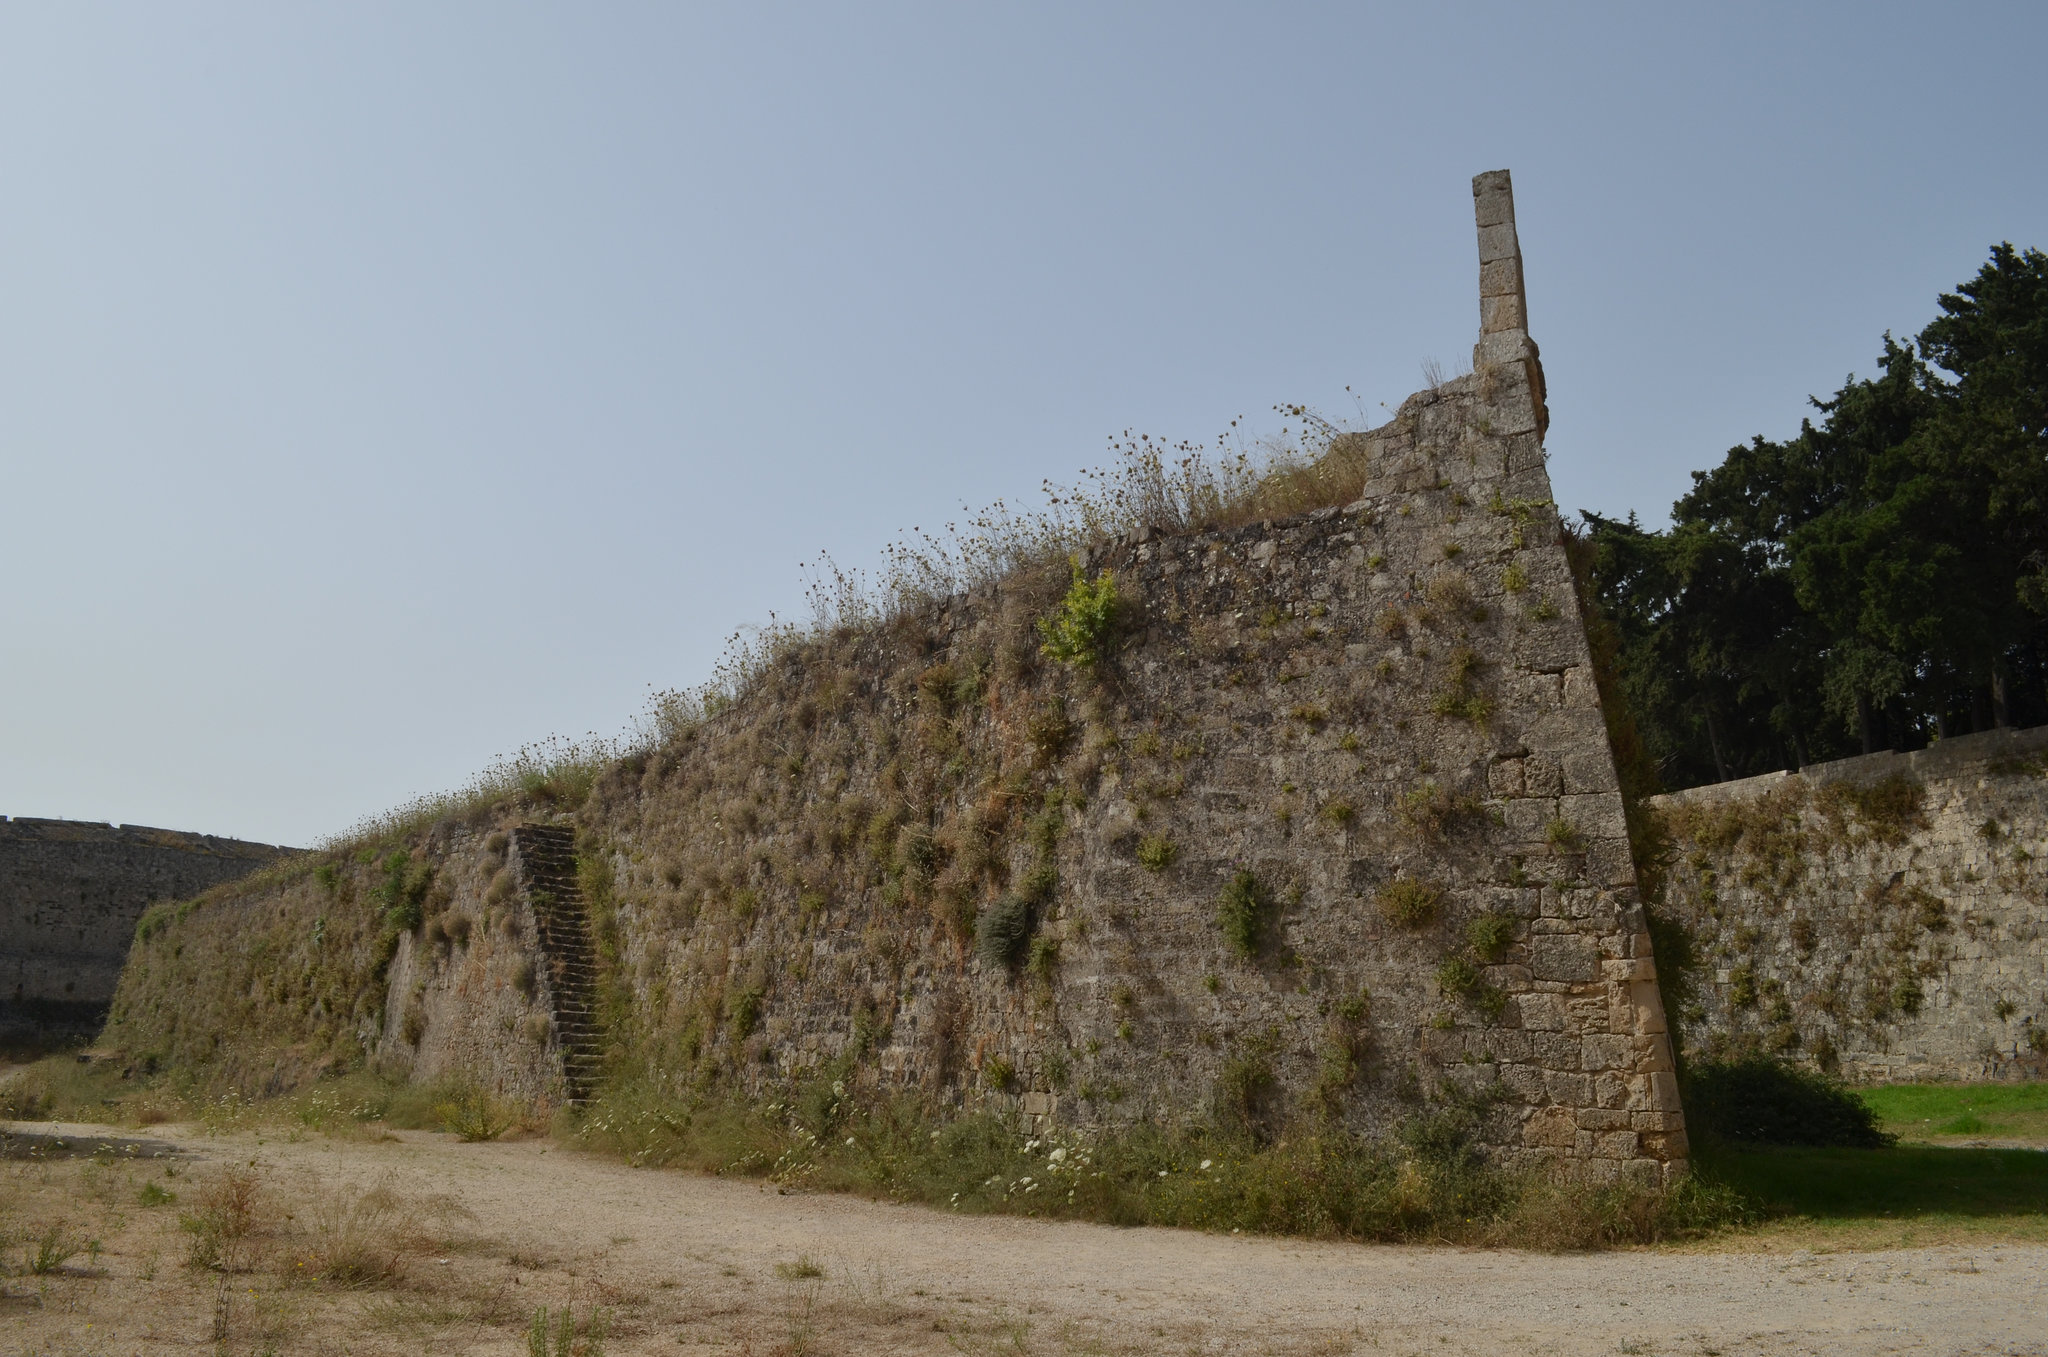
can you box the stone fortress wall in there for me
[1648,725,2048,1082]
[108,171,1693,1182]
[1,816,289,1042]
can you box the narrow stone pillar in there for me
[1471,169,1549,438]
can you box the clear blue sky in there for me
[4,4,2043,846]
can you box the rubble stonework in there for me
[1650,725,2048,1082]
[107,173,1688,1181]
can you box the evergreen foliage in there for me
[1583,246,2048,788]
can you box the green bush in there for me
[372,850,435,931]
[1136,834,1176,872]
[1037,560,1121,667]
[1215,869,1270,957]
[1465,912,1515,962]
[1376,877,1441,928]
[976,893,1035,970]
[1687,1057,1895,1149]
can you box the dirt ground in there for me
[3,1117,2045,1357]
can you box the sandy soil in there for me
[4,1118,2045,1356]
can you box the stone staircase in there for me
[508,824,603,1103]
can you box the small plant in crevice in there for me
[1398,781,1484,841]
[1465,912,1515,963]
[1318,798,1356,828]
[1037,559,1122,668]
[983,1057,1017,1092]
[1428,646,1492,725]
[1544,817,1584,854]
[1216,868,1273,958]
[1435,956,1506,1020]
[1136,834,1177,872]
[1376,877,1442,928]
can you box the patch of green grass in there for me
[1854,1081,2048,1144]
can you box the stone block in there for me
[1576,1107,1631,1131]
[1595,1072,1632,1108]
[1559,750,1618,796]
[1543,1069,1593,1105]
[1629,981,1668,1036]
[1479,255,1522,297]
[1593,1130,1640,1160]
[1501,797,1555,841]
[1531,934,1599,983]
[1473,180,1515,229]
[1522,1106,1577,1148]
[1648,1071,1683,1112]
[1523,986,1564,1031]
[1480,294,1527,334]
[1588,839,1636,888]
[1477,222,1520,266]
[1488,757,1527,798]
[1581,1034,1630,1070]
[1498,1062,1546,1101]
[1560,792,1627,840]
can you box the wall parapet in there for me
[1649,724,2048,813]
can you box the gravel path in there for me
[10,1119,2046,1355]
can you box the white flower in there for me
[845,1137,855,1147]
[1048,1147,1068,1163]
[1158,1169,1169,1177]
[1200,1159,1213,1170]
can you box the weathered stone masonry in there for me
[1651,724,2048,1083]
[105,172,1689,1181]
[2,816,287,1040]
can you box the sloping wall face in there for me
[372,827,570,1107]
[552,346,1684,1181]
[1648,726,2048,1083]
[103,172,1684,1180]
[2,817,285,1039]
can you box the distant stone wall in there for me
[1,816,289,1041]
[1648,726,2048,1083]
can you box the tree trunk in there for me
[1885,697,1910,752]
[1972,684,1994,733]
[1857,694,1879,756]
[1992,667,2012,727]
[1703,706,1731,784]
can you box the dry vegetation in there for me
[5,1111,2045,1356]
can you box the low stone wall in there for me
[1,817,288,1042]
[1648,726,2048,1082]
